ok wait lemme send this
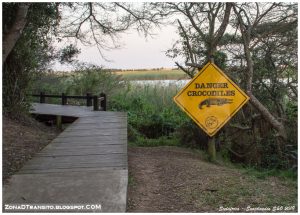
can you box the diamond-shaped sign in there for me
[174,62,249,137]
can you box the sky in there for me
[53,24,181,71]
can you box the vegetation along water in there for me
[30,66,297,181]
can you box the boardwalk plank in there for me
[37,146,126,156]
[18,166,127,174]
[50,138,127,143]
[3,103,128,212]
[64,124,127,130]
[4,170,128,212]
[46,143,127,148]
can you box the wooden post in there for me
[86,93,92,106]
[56,115,62,130]
[93,96,99,111]
[208,136,216,162]
[100,93,106,111]
[40,92,45,103]
[62,93,67,105]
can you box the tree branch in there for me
[213,3,233,47]
[185,62,204,69]
[248,89,287,140]
[175,62,195,78]
[184,4,207,41]
[252,3,277,29]
[229,123,251,130]
[177,19,195,64]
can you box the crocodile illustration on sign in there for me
[199,98,233,109]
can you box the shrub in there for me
[30,64,126,105]
[110,82,189,146]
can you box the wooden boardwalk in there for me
[3,103,128,212]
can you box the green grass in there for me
[242,167,297,181]
[179,160,297,211]
[128,175,136,187]
[114,69,188,80]
[129,135,181,147]
[216,155,297,181]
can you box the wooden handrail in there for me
[30,92,107,111]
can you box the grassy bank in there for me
[114,69,188,80]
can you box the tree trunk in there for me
[248,93,287,141]
[233,5,287,142]
[2,3,30,65]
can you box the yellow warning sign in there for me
[174,62,249,137]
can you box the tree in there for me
[2,3,30,64]
[160,2,297,165]
[161,3,233,76]
[2,2,161,114]
[3,3,59,114]
[232,3,297,142]
[3,3,161,65]
[55,3,161,59]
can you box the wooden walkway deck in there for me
[3,103,128,212]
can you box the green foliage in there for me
[30,65,126,105]
[259,136,285,168]
[128,175,136,187]
[175,120,208,149]
[3,3,59,115]
[110,83,190,146]
[213,51,227,70]
[31,71,69,94]
[66,64,125,96]
[2,3,81,114]
[218,149,297,181]
[243,167,297,181]
[59,44,80,64]
[130,135,180,147]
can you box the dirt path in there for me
[127,146,297,213]
[3,116,59,183]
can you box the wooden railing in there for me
[31,92,107,111]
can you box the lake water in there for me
[131,79,190,87]
[130,78,296,88]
